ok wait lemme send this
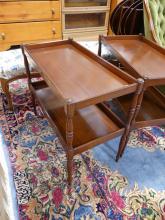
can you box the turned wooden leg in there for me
[117,127,131,161]
[67,150,74,186]
[119,88,144,158]
[5,84,13,111]
[66,100,74,186]
[27,81,37,115]
[22,46,37,115]
[98,35,102,57]
[116,79,144,161]
[31,91,37,115]
[0,78,13,111]
[116,124,131,162]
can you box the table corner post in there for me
[65,99,75,186]
[98,35,102,57]
[116,78,144,161]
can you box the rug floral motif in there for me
[0,81,165,220]
[128,127,165,152]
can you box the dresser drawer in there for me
[0,21,61,46]
[0,1,61,22]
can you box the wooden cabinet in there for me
[62,0,111,40]
[0,0,62,51]
[65,12,108,29]
[0,21,61,45]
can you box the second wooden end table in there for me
[99,35,165,159]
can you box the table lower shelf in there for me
[115,87,165,128]
[31,81,123,151]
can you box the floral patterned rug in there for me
[0,80,165,220]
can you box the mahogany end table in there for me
[22,39,144,184]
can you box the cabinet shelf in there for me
[65,12,106,29]
[62,0,110,39]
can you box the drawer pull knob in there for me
[0,33,5,40]
[52,28,56,35]
[51,8,55,15]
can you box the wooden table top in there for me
[101,35,165,82]
[24,39,136,106]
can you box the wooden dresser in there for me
[0,0,62,51]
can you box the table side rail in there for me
[23,38,70,50]
[144,78,165,87]
[134,118,165,128]
[97,103,126,127]
[100,36,141,79]
[142,37,165,56]
[74,83,137,109]
[100,34,141,41]
[23,44,71,106]
[74,129,124,155]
